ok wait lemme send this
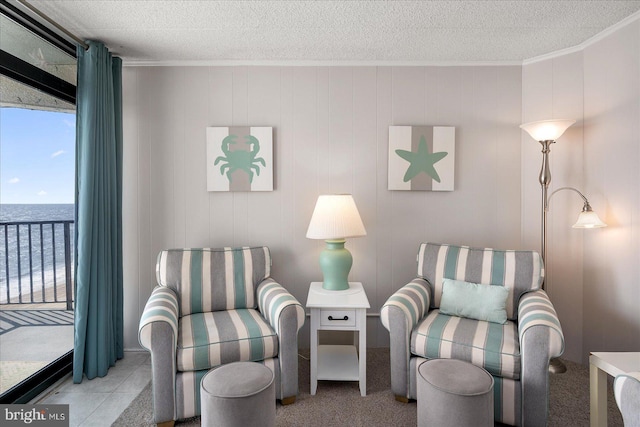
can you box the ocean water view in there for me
[0,204,75,304]
[0,204,74,222]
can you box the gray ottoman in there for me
[200,361,275,427]
[417,358,494,427]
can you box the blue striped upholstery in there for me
[493,376,522,426]
[156,247,271,315]
[411,310,520,379]
[417,243,544,320]
[382,243,564,426]
[177,309,278,372]
[257,279,305,335]
[175,358,281,420]
[381,278,431,332]
[140,246,303,424]
[175,369,209,420]
[138,286,179,349]
[518,290,564,358]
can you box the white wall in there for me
[121,65,524,350]
[582,21,640,356]
[523,18,640,363]
[122,17,640,363]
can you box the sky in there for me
[1,107,75,204]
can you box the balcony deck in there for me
[1,218,75,394]
[0,303,73,394]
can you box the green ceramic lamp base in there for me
[319,239,352,291]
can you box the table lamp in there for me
[306,194,366,291]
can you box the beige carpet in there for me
[114,349,624,426]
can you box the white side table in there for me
[589,351,640,427]
[307,282,370,396]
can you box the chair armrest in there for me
[138,285,179,350]
[614,372,640,419]
[257,278,305,400]
[518,289,565,426]
[380,278,431,399]
[138,285,180,424]
[380,278,431,332]
[257,278,305,335]
[518,289,564,359]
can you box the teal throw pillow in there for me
[439,278,509,324]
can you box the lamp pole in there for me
[539,139,554,266]
[537,139,568,374]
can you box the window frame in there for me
[0,1,77,404]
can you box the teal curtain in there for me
[73,40,123,383]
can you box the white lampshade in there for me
[572,210,607,229]
[520,119,576,142]
[306,194,367,240]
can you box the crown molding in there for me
[122,59,522,67]
[523,9,640,65]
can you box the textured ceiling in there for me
[23,0,640,64]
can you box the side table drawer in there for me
[320,309,356,327]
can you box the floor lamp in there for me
[520,119,607,374]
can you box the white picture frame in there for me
[206,126,273,192]
[388,126,455,191]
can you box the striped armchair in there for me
[614,372,640,426]
[138,247,305,426]
[381,243,564,427]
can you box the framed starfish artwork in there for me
[388,126,455,191]
[206,126,274,191]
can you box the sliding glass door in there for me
[0,8,77,403]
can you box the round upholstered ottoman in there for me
[417,358,494,427]
[200,361,275,427]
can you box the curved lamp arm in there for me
[545,186,606,228]
[545,186,589,212]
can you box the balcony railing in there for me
[1,220,74,310]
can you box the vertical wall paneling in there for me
[135,67,154,336]
[246,67,281,247]
[327,68,354,193]
[351,67,378,342]
[122,65,524,350]
[122,19,640,361]
[208,68,234,245]
[292,67,322,307]
[494,67,523,247]
[171,68,187,249]
[121,67,140,349]
[149,68,176,263]
[583,20,640,356]
[375,67,393,346]
[274,66,295,289]
[468,67,497,247]
[182,68,211,248]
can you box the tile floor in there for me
[34,351,151,427]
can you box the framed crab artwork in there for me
[206,126,274,191]
[388,125,455,191]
